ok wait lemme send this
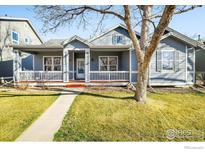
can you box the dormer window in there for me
[112,34,125,45]
[11,31,19,44]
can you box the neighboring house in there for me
[196,41,205,72]
[0,16,43,78]
[12,24,205,86]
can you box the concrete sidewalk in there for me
[16,89,81,141]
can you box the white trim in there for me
[98,56,118,71]
[43,56,62,71]
[193,47,196,83]
[90,71,129,81]
[129,49,132,82]
[85,49,90,82]
[11,31,19,45]
[72,51,75,80]
[19,71,63,82]
[161,49,175,73]
[185,45,188,82]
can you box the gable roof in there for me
[0,16,43,43]
[89,23,140,43]
[63,35,92,47]
[44,39,66,46]
[162,27,205,49]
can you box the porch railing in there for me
[19,71,63,81]
[19,71,130,82]
[90,71,129,81]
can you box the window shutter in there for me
[112,34,117,45]
[156,50,162,72]
[174,50,180,72]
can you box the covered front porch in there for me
[13,43,136,86]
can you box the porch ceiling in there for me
[12,44,63,54]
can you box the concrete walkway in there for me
[16,89,82,141]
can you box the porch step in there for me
[65,82,86,88]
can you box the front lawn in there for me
[54,88,205,141]
[0,90,59,141]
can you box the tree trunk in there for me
[135,63,149,103]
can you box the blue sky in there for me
[0,5,205,42]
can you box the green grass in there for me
[54,90,205,141]
[0,91,59,141]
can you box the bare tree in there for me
[34,5,201,103]
[0,24,11,61]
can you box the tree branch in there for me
[151,5,201,19]
[123,5,143,62]
[143,5,176,70]
[84,5,125,20]
[140,5,152,51]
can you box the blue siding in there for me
[131,50,137,71]
[34,52,62,71]
[150,37,187,84]
[90,51,129,71]
[91,27,132,45]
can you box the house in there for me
[12,24,205,86]
[0,16,43,78]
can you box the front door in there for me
[76,58,85,79]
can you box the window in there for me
[112,35,125,44]
[99,56,118,71]
[43,56,62,71]
[25,37,30,44]
[53,57,61,71]
[162,50,174,71]
[11,31,19,44]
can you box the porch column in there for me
[72,51,74,80]
[13,49,21,82]
[63,49,69,82]
[85,48,90,82]
[129,48,132,83]
[193,47,196,83]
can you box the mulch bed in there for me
[1,85,204,94]
[85,86,203,94]
[148,87,195,94]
